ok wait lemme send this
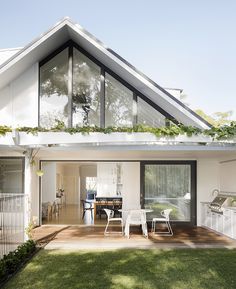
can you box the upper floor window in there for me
[137,97,166,127]
[105,73,133,127]
[40,48,69,128]
[39,43,176,129]
[73,49,101,127]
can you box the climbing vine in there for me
[1,120,236,141]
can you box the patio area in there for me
[32,225,236,250]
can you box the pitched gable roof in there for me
[0,17,211,129]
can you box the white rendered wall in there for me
[196,159,220,226]
[122,162,140,220]
[220,160,236,193]
[30,159,40,226]
[0,63,38,127]
[42,162,56,203]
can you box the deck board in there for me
[33,225,236,249]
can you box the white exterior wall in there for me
[122,162,140,220]
[42,162,56,203]
[30,159,40,226]
[197,159,220,226]
[220,160,236,193]
[0,63,38,127]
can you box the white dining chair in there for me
[125,209,148,238]
[152,209,173,236]
[104,208,123,235]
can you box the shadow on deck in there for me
[33,225,236,250]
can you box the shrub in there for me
[0,240,37,283]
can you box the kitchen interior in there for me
[41,161,128,225]
[201,159,236,240]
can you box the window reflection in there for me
[73,49,101,127]
[40,49,69,128]
[0,159,24,194]
[105,73,133,127]
[137,97,166,127]
[144,164,191,222]
[39,45,176,129]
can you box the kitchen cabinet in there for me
[232,210,236,239]
[201,202,235,240]
[211,212,217,231]
[217,214,223,234]
[223,209,233,238]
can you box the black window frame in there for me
[140,160,197,226]
[38,40,179,128]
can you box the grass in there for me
[3,248,236,289]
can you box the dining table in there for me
[93,200,122,219]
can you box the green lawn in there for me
[3,248,236,289]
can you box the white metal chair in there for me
[152,209,173,236]
[125,209,148,238]
[104,208,123,235]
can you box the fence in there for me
[0,194,26,259]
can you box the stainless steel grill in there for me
[209,190,236,214]
[209,195,227,214]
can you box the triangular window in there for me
[39,43,177,129]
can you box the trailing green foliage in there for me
[0,240,36,284]
[1,120,236,140]
[0,126,12,136]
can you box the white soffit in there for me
[0,48,23,65]
[0,18,210,129]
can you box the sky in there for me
[1,0,236,119]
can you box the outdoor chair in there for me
[81,200,94,220]
[104,208,123,235]
[152,209,173,236]
[125,209,148,238]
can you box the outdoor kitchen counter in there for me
[224,207,236,211]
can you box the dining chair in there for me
[125,209,148,238]
[152,209,173,236]
[81,200,94,220]
[104,208,123,235]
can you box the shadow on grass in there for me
[3,248,236,289]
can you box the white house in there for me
[0,18,236,253]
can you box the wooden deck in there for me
[33,225,236,250]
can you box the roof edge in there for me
[0,17,212,128]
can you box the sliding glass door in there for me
[141,161,196,225]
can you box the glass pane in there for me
[40,48,69,128]
[0,159,24,194]
[144,164,191,221]
[137,97,166,127]
[105,73,133,127]
[73,49,101,127]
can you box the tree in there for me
[195,109,233,127]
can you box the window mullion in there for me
[68,45,73,128]
[133,92,138,126]
[100,68,105,128]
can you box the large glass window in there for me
[39,44,178,129]
[105,73,133,127]
[137,97,166,127]
[0,158,24,194]
[73,49,101,126]
[40,48,69,128]
[143,162,195,223]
